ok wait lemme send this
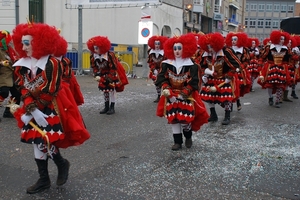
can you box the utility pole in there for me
[77,5,83,75]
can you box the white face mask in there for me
[21,35,33,57]
[154,40,161,50]
[232,36,238,46]
[279,36,285,46]
[94,46,100,54]
[173,43,183,58]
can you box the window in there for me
[194,0,203,5]
[272,20,279,29]
[265,19,271,28]
[250,18,256,28]
[288,5,294,13]
[257,19,264,28]
[29,0,44,23]
[246,3,249,12]
[274,4,280,12]
[281,5,287,13]
[245,18,248,28]
[258,4,265,12]
[266,4,272,12]
[250,4,257,11]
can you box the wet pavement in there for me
[0,74,299,200]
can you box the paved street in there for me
[0,74,300,200]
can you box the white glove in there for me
[204,66,215,76]
[31,109,49,127]
[21,114,33,125]
[202,76,208,83]
[94,76,100,82]
[162,89,171,97]
[177,94,184,100]
[225,78,231,83]
[295,63,299,69]
[236,68,240,72]
[169,96,177,103]
[153,69,158,75]
[259,76,264,82]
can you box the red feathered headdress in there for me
[53,36,68,57]
[147,35,168,50]
[86,36,111,54]
[289,35,298,48]
[247,37,260,48]
[294,35,300,47]
[12,23,61,59]
[225,32,248,48]
[270,30,290,46]
[198,32,224,53]
[263,38,270,46]
[163,33,197,60]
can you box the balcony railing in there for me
[228,18,239,26]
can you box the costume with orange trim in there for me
[198,32,242,125]
[190,32,205,90]
[87,35,128,115]
[12,22,90,194]
[225,32,251,111]
[289,35,300,99]
[0,30,21,119]
[155,33,209,150]
[147,35,168,102]
[257,30,292,107]
[282,35,299,102]
[246,37,261,91]
[54,36,84,106]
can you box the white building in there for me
[0,0,182,47]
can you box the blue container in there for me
[66,51,78,70]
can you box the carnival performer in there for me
[199,32,242,125]
[0,30,20,119]
[282,36,299,102]
[225,32,251,111]
[53,35,84,106]
[87,36,128,114]
[11,22,90,194]
[191,32,205,89]
[147,35,168,102]
[247,37,261,92]
[258,30,292,108]
[155,33,209,150]
[290,35,300,99]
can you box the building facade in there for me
[245,0,296,42]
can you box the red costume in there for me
[12,22,90,194]
[225,32,251,106]
[155,33,209,150]
[87,35,128,114]
[198,32,242,125]
[246,37,261,91]
[258,30,292,107]
[147,35,168,102]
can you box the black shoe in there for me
[53,153,70,186]
[100,101,109,114]
[185,138,192,148]
[268,98,274,106]
[237,100,242,111]
[106,103,115,115]
[171,143,182,151]
[291,91,299,99]
[27,159,51,194]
